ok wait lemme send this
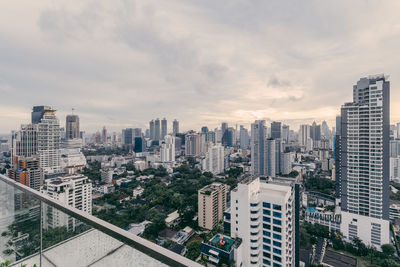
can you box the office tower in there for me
[299,125,310,148]
[122,128,133,145]
[221,122,228,136]
[202,144,225,174]
[265,138,276,177]
[271,121,282,139]
[66,115,80,140]
[37,107,61,175]
[311,121,321,141]
[31,105,50,124]
[160,135,175,162]
[239,125,250,149]
[222,127,235,147]
[172,119,179,136]
[149,120,155,140]
[201,126,209,133]
[185,133,201,156]
[231,176,299,267]
[101,126,107,144]
[207,131,216,144]
[200,133,208,154]
[198,182,227,230]
[154,118,161,141]
[133,128,142,138]
[282,125,290,143]
[161,118,167,140]
[134,137,145,153]
[321,121,330,138]
[251,120,266,175]
[42,174,92,229]
[339,75,390,248]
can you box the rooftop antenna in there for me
[72,108,75,115]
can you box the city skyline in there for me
[1,1,400,133]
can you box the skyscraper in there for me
[10,124,42,190]
[231,176,299,267]
[239,125,250,149]
[299,125,310,148]
[282,124,290,143]
[202,144,225,174]
[101,126,107,144]
[154,118,161,141]
[310,121,321,141]
[160,135,175,162]
[222,127,235,147]
[172,119,179,136]
[161,118,167,140]
[185,133,201,156]
[149,120,155,140]
[251,120,266,175]
[321,120,330,138]
[66,115,80,140]
[265,138,276,176]
[221,122,228,142]
[271,121,282,139]
[31,106,49,124]
[339,75,390,249]
[37,107,61,175]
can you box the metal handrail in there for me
[0,174,202,267]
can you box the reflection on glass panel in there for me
[0,177,175,267]
[0,180,40,265]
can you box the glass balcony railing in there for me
[0,174,201,267]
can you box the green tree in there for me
[381,259,400,267]
[381,244,395,257]
[186,241,201,260]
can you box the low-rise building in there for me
[198,183,227,230]
[201,234,242,266]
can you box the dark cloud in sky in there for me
[0,0,400,134]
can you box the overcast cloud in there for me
[1,0,400,134]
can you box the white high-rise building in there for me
[231,176,298,267]
[251,120,266,175]
[202,144,225,174]
[338,75,390,249]
[42,174,92,229]
[160,135,175,162]
[37,107,61,175]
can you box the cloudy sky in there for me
[1,0,400,134]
